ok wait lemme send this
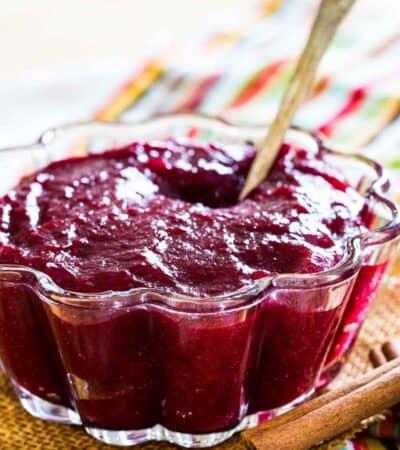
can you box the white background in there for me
[0,0,244,147]
[0,0,243,82]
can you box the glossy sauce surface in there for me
[0,139,364,296]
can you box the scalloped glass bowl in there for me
[0,115,399,448]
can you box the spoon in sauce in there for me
[240,0,356,200]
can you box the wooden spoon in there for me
[239,0,356,200]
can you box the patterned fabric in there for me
[97,0,400,198]
[368,413,400,441]
[331,438,388,450]
[95,1,400,449]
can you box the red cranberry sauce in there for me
[0,138,366,432]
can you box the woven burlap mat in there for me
[1,255,399,450]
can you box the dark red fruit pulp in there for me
[0,138,369,433]
[0,139,364,295]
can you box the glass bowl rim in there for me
[0,114,398,311]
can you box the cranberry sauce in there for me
[0,139,364,295]
[0,138,366,433]
[0,283,70,406]
[319,199,395,387]
[46,289,349,433]
[324,261,388,368]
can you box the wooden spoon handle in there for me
[240,0,356,200]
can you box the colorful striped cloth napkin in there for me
[95,1,400,448]
[325,413,400,450]
[96,0,400,199]
[321,413,400,449]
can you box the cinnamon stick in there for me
[370,338,400,368]
[243,357,399,434]
[382,338,400,361]
[242,357,400,450]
